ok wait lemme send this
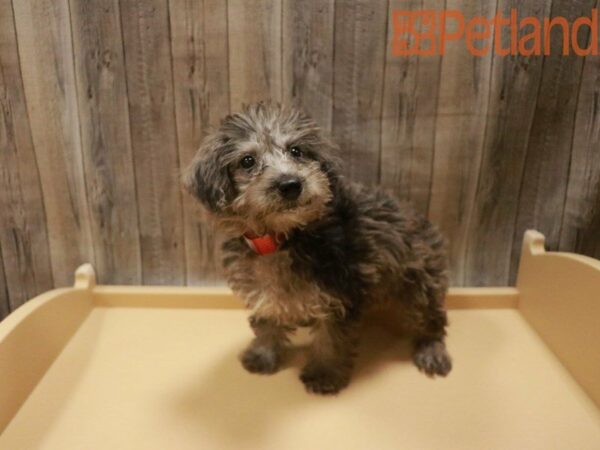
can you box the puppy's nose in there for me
[277,176,303,200]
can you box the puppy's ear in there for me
[182,132,234,213]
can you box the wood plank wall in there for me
[1,0,599,318]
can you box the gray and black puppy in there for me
[183,102,451,395]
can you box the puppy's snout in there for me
[276,176,303,201]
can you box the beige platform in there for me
[1,231,599,450]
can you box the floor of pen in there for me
[2,306,600,450]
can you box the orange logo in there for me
[391,9,599,56]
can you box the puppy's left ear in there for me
[182,132,234,213]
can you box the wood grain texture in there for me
[464,0,551,286]
[559,11,600,259]
[428,0,497,285]
[332,0,388,185]
[12,0,94,287]
[510,0,597,283]
[0,0,54,310]
[228,0,282,110]
[119,0,185,285]
[282,0,335,132]
[70,0,142,285]
[3,2,600,316]
[169,0,229,285]
[380,0,444,216]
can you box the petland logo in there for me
[392,9,599,56]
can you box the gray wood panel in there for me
[1,0,600,316]
[560,11,600,258]
[332,0,388,185]
[0,0,54,311]
[119,0,185,285]
[169,0,230,285]
[428,0,497,285]
[510,0,597,283]
[380,0,444,217]
[282,0,335,132]
[70,0,142,285]
[228,0,283,110]
[12,0,95,287]
[464,0,552,286]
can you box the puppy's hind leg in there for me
[301,317,359,395]
[241,316,292,375]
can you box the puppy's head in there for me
[182,103,339,235]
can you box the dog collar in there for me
[243,232,284,256]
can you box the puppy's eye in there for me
[240,155,255,169]
[290,146,303,158]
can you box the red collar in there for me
[243,231,285,255]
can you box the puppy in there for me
[183,102,451,394]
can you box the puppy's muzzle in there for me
[276,175,303,201]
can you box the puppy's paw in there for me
[240,345,280,374]
[300,364,350,395]
[413,340,452,377]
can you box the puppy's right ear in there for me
[182,132,234,213]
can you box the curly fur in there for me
[183,102,452,395]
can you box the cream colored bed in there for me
[0,231,599,449]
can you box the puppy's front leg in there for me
[240,316,291,375]
[301,317,359,395]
